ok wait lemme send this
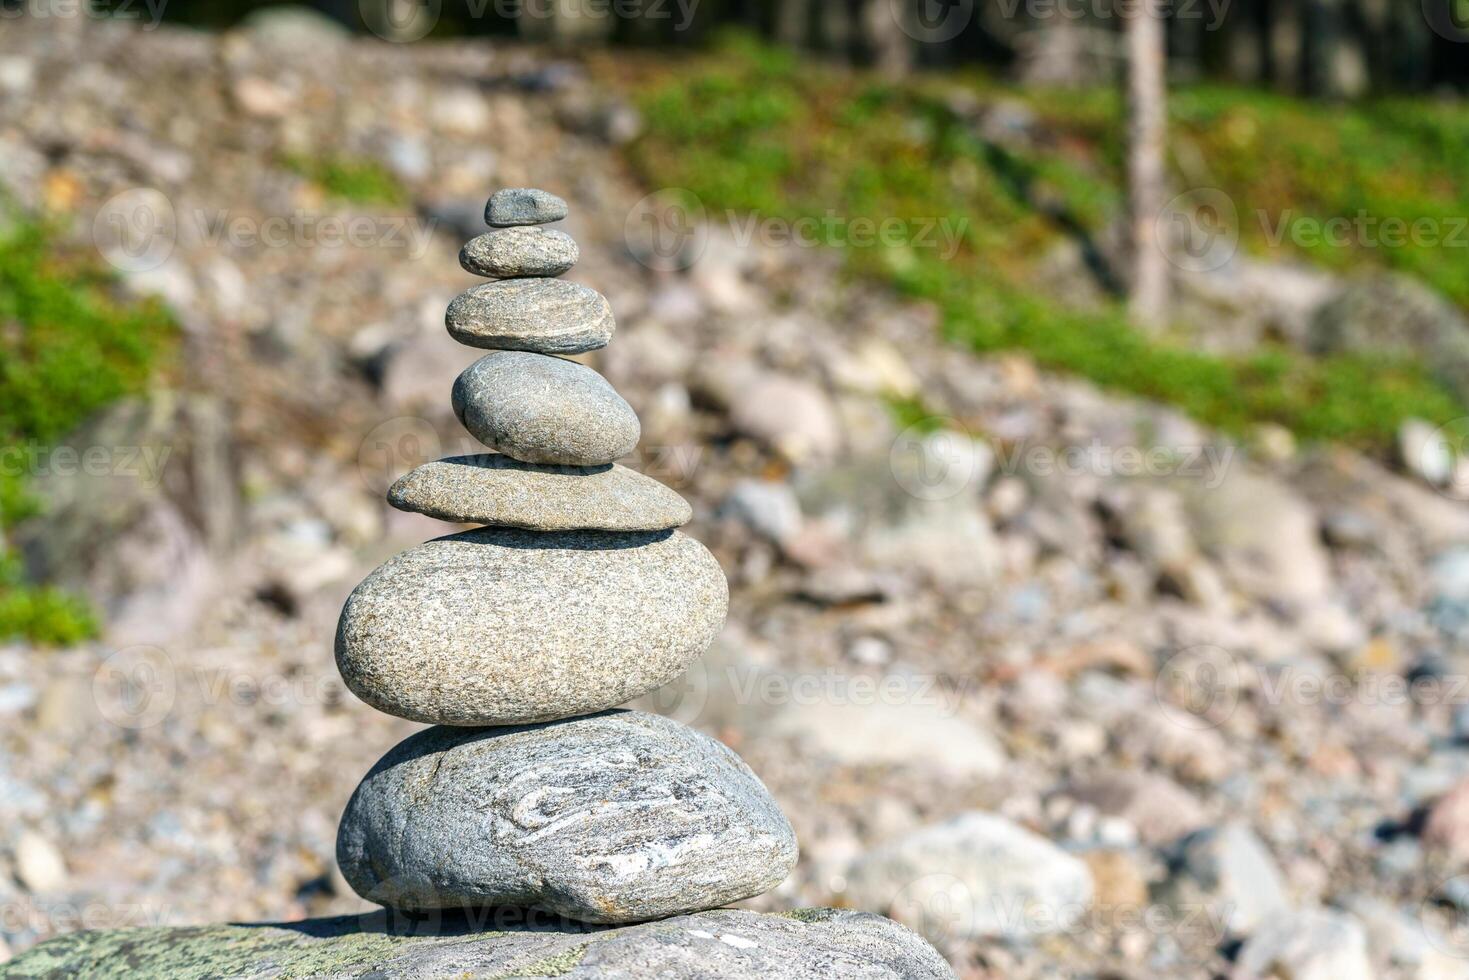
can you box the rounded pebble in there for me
[335,527,728,726]
[388,454,691,531]
[452,352,640,465]
[336,711,798,923]
[460,226,579,279]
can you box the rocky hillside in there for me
[4,12,1469,980]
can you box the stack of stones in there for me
[333,188,799,925]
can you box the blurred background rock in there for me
[4,2,1469,977]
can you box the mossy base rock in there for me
[336,529,727,726]
[336,712,798,924]
[4,907,955,979]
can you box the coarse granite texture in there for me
[336,711,799,924]
[335,528,728,726]
[388,454,691,531]
[4,908,956,978]
[446,278,615,355]
[452,352,639,466]
[460,226,580,279]
[486,187,569,227]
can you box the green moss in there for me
[3,923,415,979]
[0,217,176,645]
[619,34,1467,452]
[6,922,588,979]
[282,153,410,206]
[490,942,589,978]
[885,395,947,434]
[777,907,842,924]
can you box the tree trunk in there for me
[776,0,813,47]
[517,0,616,43]
[1267,0,1303,91]
[1126,1,1170,331]
[863,0,915,77]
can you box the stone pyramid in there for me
[332,188,799,923]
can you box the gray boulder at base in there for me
[336,712,799,924]
[486,187,569,226]
[3,907,955,979]
[446,278,615,355]
[335,528,728,726]
[461,226,579,279]
[389,454,691,532]
[452,352,640,466]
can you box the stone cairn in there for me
[333,188,799,925]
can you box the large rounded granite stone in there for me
[446,279,614,354]
[335,528,727,725]
[452,352,640,466]
[5,908,956,979]
[336,712,799,924]
[388,454,691,531]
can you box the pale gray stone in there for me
[336,712,799,924]
[446,278,614,354]
[845,812,1095,944]
[460,226,579,279]
[1170,822,1291,935]
[389,454,691,531]
[452,352,640,466]
[485,187,568,226]
[5,907,956,979]
[335,528,728,726]
[1235,909,1374,980]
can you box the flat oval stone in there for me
[388,454,691,531]
[445,278,614,354]
[485,187,568,226]
[335,528,728,726]
[460,227,579,279]
[336,711,798,923]
[452,352,639,466]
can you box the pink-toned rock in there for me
[1424,779,1469,862]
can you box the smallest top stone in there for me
[486,188,568,227]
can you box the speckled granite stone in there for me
[460,226,579,279]
[5,908,956,979]
[445,278,614,354]
[336,711,798,924]
[451,352,639,466]
[335,528,727,726]
[388,454,690,531]
[485,187,568,227]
